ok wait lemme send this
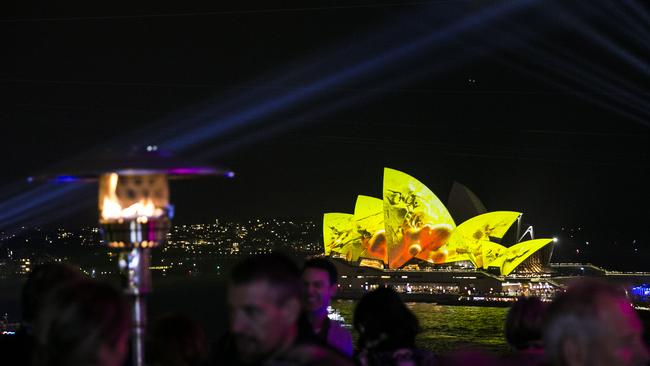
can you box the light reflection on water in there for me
[330,299,509,354]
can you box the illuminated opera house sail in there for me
[323,168,554,276]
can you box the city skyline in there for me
[0,216,647,272]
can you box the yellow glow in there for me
[322,213,355,257]
[480,240,506,269]
[354,195,384,223]
[107,241,126,248]
[451,211,520,241]
[383,168,455,269]
[149,266,170,270]
[446,211,520,264]
[491,239,554,275]
[99,173,165,220]
[353,195,387,263]
[359,258,385,269]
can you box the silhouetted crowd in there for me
[1,253,649,366]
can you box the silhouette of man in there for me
[0,262,83,365]
[504,296,547,365]
[544,279,649,366]
[218,253,353,366]
[301,257,353,357]
[33,280,130,366]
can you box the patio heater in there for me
[34,149,232,366]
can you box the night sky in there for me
[2,1,649,267]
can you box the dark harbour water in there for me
[146,277,511,354]
[330,299,509,354]
[1,276,510,354]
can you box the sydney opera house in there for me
[320,168,630,303]
[323,168,555,276]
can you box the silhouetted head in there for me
[505,296,546,350]
[354,286,420,351]
[22,262,83,324]
[302,257,338,285]
[227,253,302,364]
[544,278,649,366]
[302,257,338,315]
[34,280,130,366]
[148,313,208,366]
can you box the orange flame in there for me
[101,173,164,220]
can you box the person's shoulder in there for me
[327,319,351,336]
[369,348,439,366]
[412,348,439,365]
[325,320,353,356]
[277,343,355,366]
[208,332,251,366]
[395,348,438,364]
[502,349,547,366]
[327,320,352,348]
[0,332,34,365]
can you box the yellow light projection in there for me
[488,239,554,276]
[322,213,355,258]
[353,195,387,263]
[480,240,507,269]
[446,211,521,265]
[323,168,554,275]
[323,196,388,263]
[383,168,455,269]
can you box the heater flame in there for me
[101,173,164,220]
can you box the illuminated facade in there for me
[323,168,554,275]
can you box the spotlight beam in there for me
[622,1,650,37]
[192,38,514,160]
[5,0,646,232]
[486,18,649,126]
[160,0,537,153]
[597,2,650,46]
[0,1,538,230]
[564,13,649,78]
[0,184,89,230]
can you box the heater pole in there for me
[131,293,147,366]
[120,247,152,366]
